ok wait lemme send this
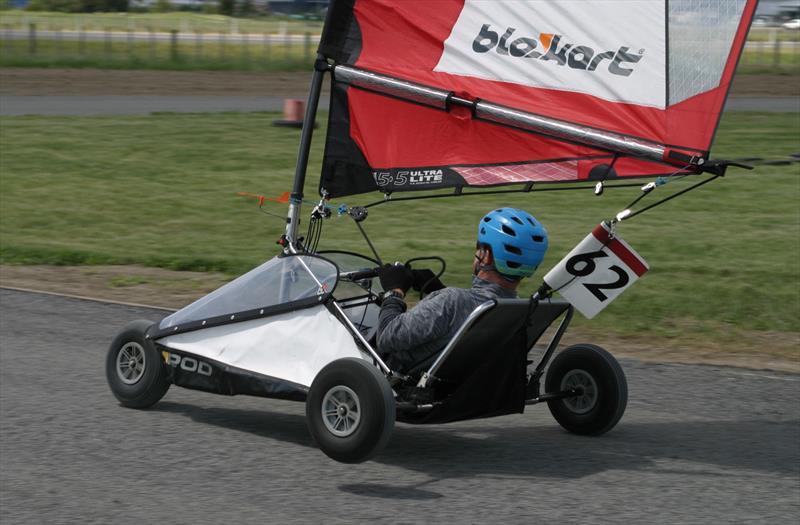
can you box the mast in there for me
[285,56,328,248]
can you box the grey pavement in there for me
[1,288,798,524]
[723,96,799,112]
[0,95,331,116]
[0,95,795,116]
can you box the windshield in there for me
[318,251,383,299]
[159,254,338,329]
[319,251,382,337]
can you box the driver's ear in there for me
[483,247,494,265]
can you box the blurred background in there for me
[0,0,798,71]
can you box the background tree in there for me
[151,0,173,13]
[218,0,234,16]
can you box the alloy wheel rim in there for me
[116,342,146,385]
[321,385,361,437]
[560,369,598,414]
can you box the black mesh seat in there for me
[398,297,570,424]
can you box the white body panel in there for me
[156,305,364,387]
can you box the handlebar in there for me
[340,267,381,282]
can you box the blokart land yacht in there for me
[106,0,757,463]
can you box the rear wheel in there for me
[306,358,395,463]
[545,344,627,436]
[106,320,170,409]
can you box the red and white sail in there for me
[317,0,757,197]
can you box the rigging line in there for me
[312,218,324,252]
[312,219,322,252]
[363,181,646,209]
[618,164,692,212]
[258,206,289,221]
[356,279,372,334]
[306,216,322,254]
[305,217,315,250]
[354,219,383,265]
[624,174,722,222]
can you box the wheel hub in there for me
[321,385,361,437]
[116,342,146,385]
[560,369,598,414]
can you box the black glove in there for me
[377,263,414,293]
[411,269,446,294]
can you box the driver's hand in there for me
[377,264,414,293]
[411,269,445,294]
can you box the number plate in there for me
[543,223,649,319]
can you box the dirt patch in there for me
[729,74,800,97]
[0,264,229,310]
[0,67,796,98]
[0,68,330,97]
[1,264,797,373]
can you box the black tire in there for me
[106,320,170,409]
[545,344,627,436]
[306,358,395,463]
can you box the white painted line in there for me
[726,371,800,382]
[0,286,175,312]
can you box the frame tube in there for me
[474,101,666,162]
[417,300,496,388]
[527,305,574,398]
[286,57,328,246]
[331,301,392,375]
[334,65,450,109]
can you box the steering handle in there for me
[340,267,381,282]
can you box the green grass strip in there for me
[0,111,798,336]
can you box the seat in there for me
[398,297,570,425]
[425,297,570,386]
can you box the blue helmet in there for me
[477,208,548,278]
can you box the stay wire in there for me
[354,219,383,265]
[623,173,721,223]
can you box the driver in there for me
[376,208,548,373]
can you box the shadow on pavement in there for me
[155,401,799,499]
[153,402,800,466]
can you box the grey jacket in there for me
[377,277,517,372]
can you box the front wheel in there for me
[545,344,627,436]
[306,358,395,463]
[106,320,170,409]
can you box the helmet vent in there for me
[504,244,522,256]
[506,261,521,268]
[511,216,523,225]
[483,217,491,223]
[527,217,536,226]
[532,235,544,242]
[501,225,516,236]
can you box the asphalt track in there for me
[1,288,798,524]
[0,95,796,116]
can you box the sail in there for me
[318,0,757,197]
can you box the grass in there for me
[739,46,800,74]
[0,111,798,343]
[0,35,315,71]
[0,42,796,74]
[0,11,798,74]
[0,10,323,34]
[746,27,800,42]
